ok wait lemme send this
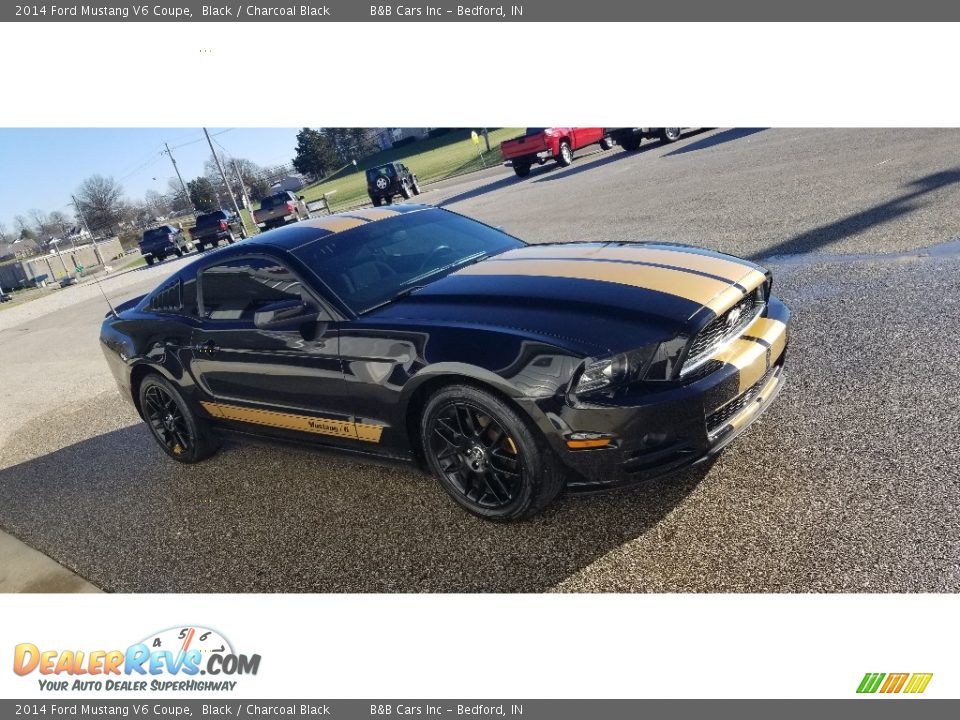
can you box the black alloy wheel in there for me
[144,383,193,458]
[421,385,564,520]
[139,375,221,463]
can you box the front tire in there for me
[599,136,613,150]
[420,385,563,520]
[139,374,221,463]
[411,179,421,195]
[556,141,574,167]
[619,134,641,151]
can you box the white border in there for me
[1,22,958,127]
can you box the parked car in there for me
[607,127,684,151]
[58,276,78,288]
[252,191,309,231]
[190,209,244,251]
[366,162,420,206]
[500,128,613,177]
[139,224,194,266]
[101,204,790,521]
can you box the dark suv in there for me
[366,162,420,206]
[139,224,194,266]
[189,209,244,251]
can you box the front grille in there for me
[681,288,764,377]
[706,363,777,438]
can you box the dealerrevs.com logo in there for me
[857,673,933,695]
[13,626,261,692]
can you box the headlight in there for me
[574,348,653,395]
[644,336,689,381]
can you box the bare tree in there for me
[75,174,125,236]
[143,190,168,218]
[14,215,34,240]
[166,178,193,214]
[48,210,72,236]
[0,221,8,243]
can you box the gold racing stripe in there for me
[200,401,384,443]
[746,317,788,361]
[298,216,369,234]
[458,258,746,309]
[341,207,401,221]
[711,338,769,393]
[727,370,781,432]
[710,315,788,393]
[500,244,764,286]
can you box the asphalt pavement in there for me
[1,128,958,592]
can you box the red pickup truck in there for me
[500,128,612,177]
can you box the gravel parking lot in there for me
[1,128,958,592]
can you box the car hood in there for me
[369,242,768,356]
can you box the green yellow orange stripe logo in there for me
[857,672,932,694]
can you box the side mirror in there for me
[254,299,317,331]
[299,195,305,201]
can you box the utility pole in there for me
[231,160,253,237]
[204,128,244,230]
[164,142,196,217]
[72,194,104,266]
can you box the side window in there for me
[199,257,313,322]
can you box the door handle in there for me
[195,340,219,354]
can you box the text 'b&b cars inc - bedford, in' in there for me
[100,205,789,520]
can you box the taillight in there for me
[219,220,227,231]
[286,202,294,212]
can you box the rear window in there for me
[367,165,396,180]
[142,226,173,242]
[261,193,291,209]
[524,128,547,136]
[196,211,228,227]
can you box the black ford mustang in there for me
[101,205,789,520]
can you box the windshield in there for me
[291,208,524,315]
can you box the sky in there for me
[0,128,302,232]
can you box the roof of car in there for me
[241,203,431,251]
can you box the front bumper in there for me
[522,297,791,492]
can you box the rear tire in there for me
[174,248,183,257]
[145,256,154,266]
[400,181,412,200]
[411,179,421,195]
[227,233,236,244]
[599,136,613,150]
[371,195,382,207]
[513,162,531,178]
[420,384,564,521]
[659,128,682,143]
[139,374,221,464]
[619,134,642,151]
[556,141,574,167]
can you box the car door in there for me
[188,254,357,442]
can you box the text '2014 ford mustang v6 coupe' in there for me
[100,205,790,520]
